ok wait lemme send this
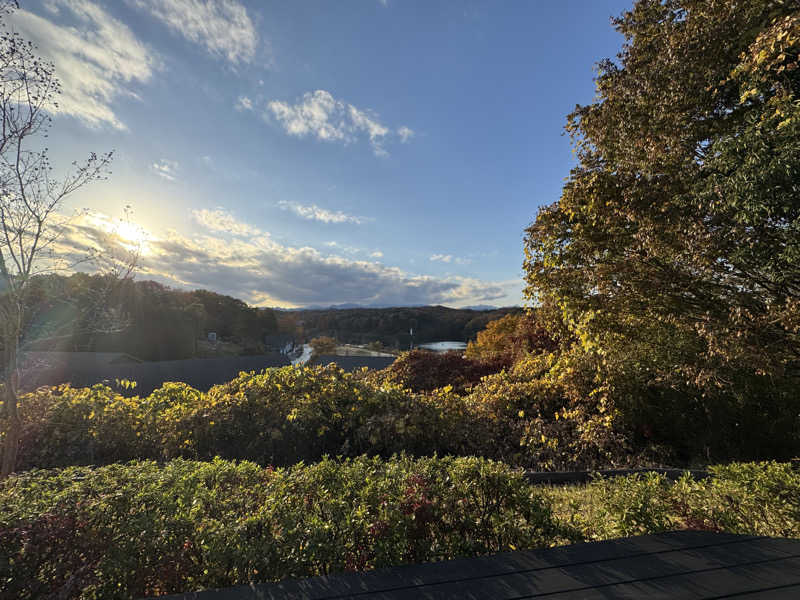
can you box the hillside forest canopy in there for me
[7,273,520,361]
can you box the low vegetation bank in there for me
[2,458,799,599]
[0,363,636,473]
[0,455,564,599]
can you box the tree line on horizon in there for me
[276,305,522,349]
[15,273,279,360]
[9,272,520,361]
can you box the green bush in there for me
[3,364,631,473]
[559,462,800,541]
[0,455,566,599]
[589,472,677,537]
[158,365,455,464]
[4,384,160,470]
[671,462,800,537]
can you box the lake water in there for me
[417,341,467,352]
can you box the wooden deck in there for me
[160,531,800,599]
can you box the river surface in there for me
[417,341,467,352]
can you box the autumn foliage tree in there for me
[523,0,800,461]
[309,336,337,357]
[465,312,557,364]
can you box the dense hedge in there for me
[0,455,566,599]
[556,462,800,541]
[2,364,632,472]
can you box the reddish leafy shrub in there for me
[382,349,511,393]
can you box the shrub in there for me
[459,362,633,470]
[671,462,800,537]
[465,312,557,363]
[0,455,566,599]
[158,365,451,465]
[381,349,510,394]
[588,472,677,537]
[2,384,160,471]
[2,363,636,473]
[560,462,800,541]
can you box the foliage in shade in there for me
[275,305,523,348]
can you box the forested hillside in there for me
[18,274,278,360]
[12,273,518,359]
[276,305,521,347]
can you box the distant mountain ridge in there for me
[273,303,510,311]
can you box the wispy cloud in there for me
[397,126,414,143]
[192,208,262,237]
[52,209,511,308]
[235,95,253,111]
[324,242,384,260]
[9,0,157,129]
[125,0,258,64]
[430,253,471,265]
[278,200,369,225]
[151,159,179,181]
[266,90,411,157]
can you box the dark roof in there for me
[19,352,291,396]
[309,355,395,372]
[159,531,800,599]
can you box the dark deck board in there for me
[327,539,799,600]
[710,584,800,598]
[533,557,800,599]
[156,532,800,600]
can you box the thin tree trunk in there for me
[1,342,19,479]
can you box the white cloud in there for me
[151,159,179,181]
[52,209,513,308]
[192,208,262,237]
[235,95,253,111]
[324,241,360,255]
[278,200,369,225]
[125,0,258,64]
[324,243,384,260]
[266,90,411,156]
[430,253,471,265]
[397,126,414,142]
[8,0,157,129]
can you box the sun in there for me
[113,220,152,254]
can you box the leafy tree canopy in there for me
[524,0,800,390]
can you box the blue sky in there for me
[9,0,631,308]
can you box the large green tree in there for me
[523,0,800,459]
